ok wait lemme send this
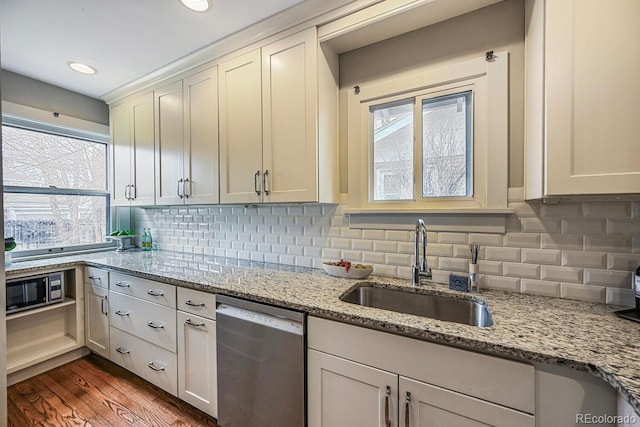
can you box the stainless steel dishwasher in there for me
[216,295,306,427]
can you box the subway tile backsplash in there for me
[135,193,640,306]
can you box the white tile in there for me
[510,201,540,218]
[453,245,473,259]
[522,249,562,265]
[431,270,451,284]
[503,233,541,248]
[279,254,296,266]
[397,242,414,254]
[521,279,560,298]
[295,256,313,268]
[264,253,279,264]
[304,246,322,258]
[560,283,605,304]
[606,288,635,307]
[287,246,305,256]
[562,218,606,235]
[540,234,583,251]
[385,253,412,266]
[397,266,413,280]
[608,219,640,235]
[331,238,352,250]
[438,257,468,272]
[312,237,330,248]
[585,236,632,253]
[280,234,296,245]
[503,263,540,279]
[321,227,341,238]
[505,215,522,233]
[428,243,453,257]
[342,250,363,262]
[634,236,640,254]
[521,218,561,234]
[540,266,583,283]
[633,202,640,219]
[469,233,503,246]
[363,229,385,240]
[374,240,398,253]
[385,230,412,241]
[341,228,362,239]
[484,276,521,292]
[562,251,607,269]
[438,232,468,244]
[287,206,304,216]
[584,269,632,288]
[374,264,398,277]
[541,203,582,218]
[363,251,386,264]
[304,205,322,216]
[486,247,521,262]
[295,216,313,226]
[607,253,639,271]
[352,240,374,251]
[295,235,313,247]
[477,260,503,276]
[321,248,341,260]
[584,202,631,219]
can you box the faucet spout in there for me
[413,219,432,286]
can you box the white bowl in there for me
[322,263,373,279]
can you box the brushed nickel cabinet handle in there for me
[115,281,130,288]
[385,386,391,427]
[147,289,164,297]
[115,310,129,316]
[185,318,206,328]
[116,346,130,354]
[148,362,165,371]
[101,297,108,315]
[177,178,184,198]
[405,391,411,427]
[183,177,190,198]
[147,321,164,329]
[184,299,205,308]
[254,170,261,196]
[263,169,270,196]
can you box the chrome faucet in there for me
[412,219,432,285]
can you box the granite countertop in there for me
[6,250,640,411]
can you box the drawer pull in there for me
[89,276,102,284]
[384,386,391,427]
[101,297,108,315]
[404,391,411,427]
[147,290,165,297]
[115,310,130,316]
[185,299,205,308]
[115,281,130,288]
[185,319,205,328]
[148,362,165,372]
[147,321,164,329]
[116,347,130,355]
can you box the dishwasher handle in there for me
[216,303,304,336]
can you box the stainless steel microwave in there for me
[6,271,65,314]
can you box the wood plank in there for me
[8,354,218,427]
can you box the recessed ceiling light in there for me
[68,62,97,75]
[180,0,210,12]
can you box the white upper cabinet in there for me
[110,92,155,206]
[219,49,263,204]
[525,0,640,198]
[220,27,338,204]
[155,66,219,205]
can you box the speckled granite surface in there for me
[7,250,640,412]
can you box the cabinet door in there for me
[219,49,263,204]
[155,80,185,205]
[177,311,217,417]
[262,28,318,203]
[544,0,640,195]
[308,349,397,427]
[183,66,219,205]
[399,377,534,427]
[110,101,133,206]
[85,284,109,359]
[130,92,155,206]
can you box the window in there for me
[2,112,111,255]
[351,52,508,213]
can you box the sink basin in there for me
[340,285,494,327]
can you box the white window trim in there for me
[347,51,509,216]
[1,102,115,258]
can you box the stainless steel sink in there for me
[340,285,494,327]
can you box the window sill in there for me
[345,207,514,233]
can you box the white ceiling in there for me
[0,0,324,99]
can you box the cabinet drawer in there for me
[110,326,178,396]
[109,291,177,352]
[85,267,109,289]
[110,272,176,308]
[177,287,216,320]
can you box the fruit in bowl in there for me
[322,259,373,279]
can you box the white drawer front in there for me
[110,272,176,308]
[85,266,109,289]
[110,326,178,396]
[177,287,216,320]
[109,291,177,352]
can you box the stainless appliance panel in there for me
[216,295,305,427]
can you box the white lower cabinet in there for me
[177,311,217,417]
[110,326,178,396]
[307,317,535,427]
[85,284,109,358]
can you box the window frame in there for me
[2,103,114,258]
[348,51,508,214]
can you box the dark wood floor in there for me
[7,354,219,427]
